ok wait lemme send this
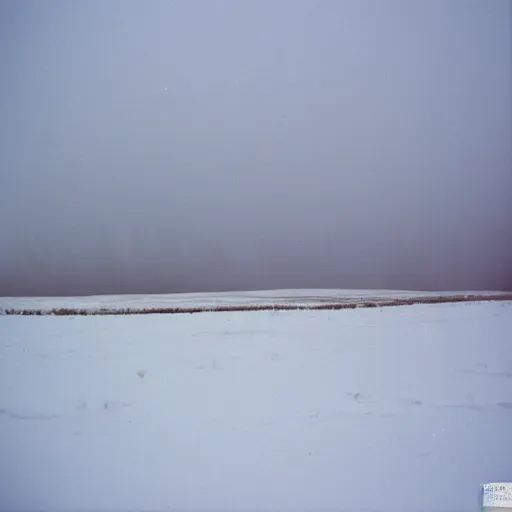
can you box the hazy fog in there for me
[1,0,511,296]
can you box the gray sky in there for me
[1,0,511,296]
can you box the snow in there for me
[1,300,511,511]
[0,288,504,314]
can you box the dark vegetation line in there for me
[2,294,511,316]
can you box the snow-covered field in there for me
[1,298,511,511]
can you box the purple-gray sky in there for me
[1,0,511,296]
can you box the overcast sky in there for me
[0,0,511,296]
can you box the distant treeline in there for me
[2,294,511,316]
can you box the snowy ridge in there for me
[0,288,509,315]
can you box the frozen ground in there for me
[0,299,511,511]
[0,288,507,314]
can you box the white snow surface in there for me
[1,300,511,511]
[0,288,503,313]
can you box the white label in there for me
[482,483,512,508]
